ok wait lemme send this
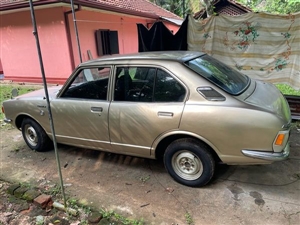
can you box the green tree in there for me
[150,0,200,17]
[236,0,300,14]
[201,0,214,17]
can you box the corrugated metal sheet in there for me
[285,95,300,120]
[194,0,252,19]
[161,17,183,26]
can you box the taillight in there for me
[1,106,4,114]
[273,130,289,152]
[275,134,285,145]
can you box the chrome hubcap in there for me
[172,151,203,180]
[24,125,38,147]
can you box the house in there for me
[0,0,182,84]
[194,0,252,19]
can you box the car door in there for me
[51,67,111,151]
[109,66,187,157]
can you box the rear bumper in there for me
[241,143,290,161]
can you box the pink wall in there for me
[163,22,181,34]
[0,7,72,84]
[0,6,180,84]
[66,9,169,66]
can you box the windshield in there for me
[185,55,250,95]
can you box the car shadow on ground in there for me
[48,136,300,188]
[6,126,299,190]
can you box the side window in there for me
[62,67,110,100]
[114,67,155,102]
[113,67,185,102]
[154,69,186,102]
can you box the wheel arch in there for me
[18,114,53,151]
[15,114,40,130]
[152,131,222,163]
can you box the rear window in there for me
[184,55,249,95]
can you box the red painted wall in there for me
[163,22,181,34]
[0,7,72,84]
[66,8,156,66]
[0,6,180,84]
[66,9,180,67]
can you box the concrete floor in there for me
[0,127,299,225]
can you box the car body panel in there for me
[109,102,184,157]
[2,51,291,166]
[180,103,286,163]
[51,99,111,151]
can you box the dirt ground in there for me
[0,123,300,224]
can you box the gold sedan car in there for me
[2,51,291,187]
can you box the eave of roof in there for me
[194,0,252,19]
[0,0,182,22]
[160,16,183,26]
[229,0,252,12]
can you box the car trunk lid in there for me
[243,80,291,122]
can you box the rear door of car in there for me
[51,66,111,151]
[108,66,187,157]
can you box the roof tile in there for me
[0,0,181,19]
[90,0,181,19]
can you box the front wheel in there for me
[164,138,215,187]
[21,118,52,152]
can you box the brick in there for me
[34,194,52,209]
[6,184,20,195]
[22,189,40,201]
[14,187,29,198]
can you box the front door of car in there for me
[109,66,186,157]
[51,67,111,151]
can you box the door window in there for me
[62,67,110,100]
[114,67,185,102]
[154,69,186,102]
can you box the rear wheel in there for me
[21,118,52,152]
[164,138,215,187]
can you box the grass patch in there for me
[185,212,194,225]
[100,209,144,225]
[275,84,300,96]
[0,83,42,120]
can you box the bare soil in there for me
[0,123,300,225]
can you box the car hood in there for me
[244,80,291,121]
[13,86,62,100]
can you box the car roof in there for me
[80,51,205,66]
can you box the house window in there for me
[95,30,119,56]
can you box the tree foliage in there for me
[201,0,214,17]
[236,0,300,14]
[150,0,300,16]
[149,0,200,17]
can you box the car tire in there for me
[21,118,52,152]
[164,138,215,187]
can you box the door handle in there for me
[91,107,103,113]
[158,111,174,117]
